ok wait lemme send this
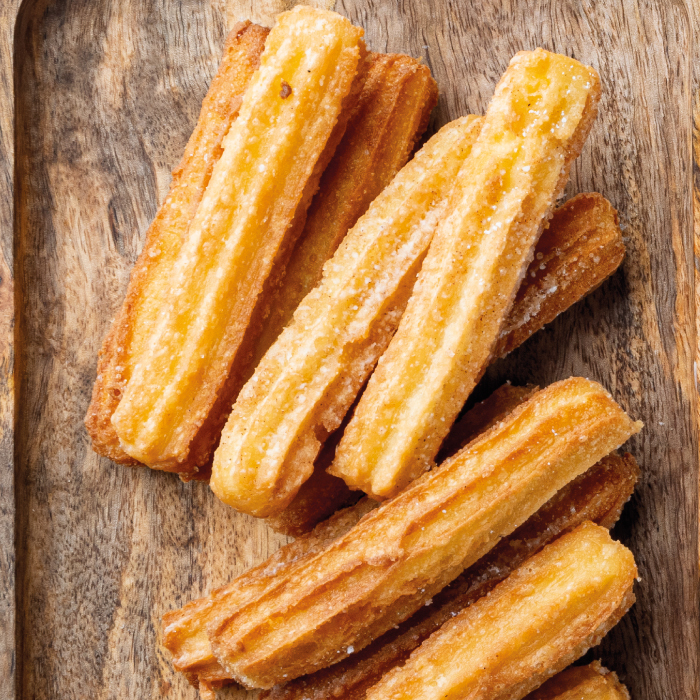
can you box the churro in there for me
[84,21,269,470]
[526,661,630,700]
[260,452,638,700]
[204,378,638,687]
[494,192,625,358]
[211,115,484,516]
[162,498,378,688]
[332,49,602,499]
[110,7,366,470]
[364,522,637,700]
[249,52,438,373]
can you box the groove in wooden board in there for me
[3,2,699,700]
[216,0,336,29]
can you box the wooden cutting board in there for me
[1,1,698,698]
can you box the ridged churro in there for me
[84,21,269,470]
[110,7,366,470]
[249,52,438,373]
[260,452,638,700]
[161,498,377,688]
[526,661,630,700]
[211,115,484,517]
[332,49,602,500]
[494,192,625,358]
[203,378,639,687]
[364,522,637,700]
[269,190,624,536]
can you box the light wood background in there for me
[1,1,699,699]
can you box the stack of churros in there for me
[84,6,642,699]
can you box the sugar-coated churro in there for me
[332,49,602,500]
[249,51,438,374]
[204,378,638,687]
[84,21,269,471]
[210,115,484,517]
[494,192,625,358]
[259,452,638,700]
[525,661,630,700]
[110,7,366,470]
[363,522,637,700]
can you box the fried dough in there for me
[206,378,639,687]
[525,661,630,700]
[364,522,637,700]
[332,49,602,499]
[111,7,366,470]
[494,192,625,358]
[210,115,484,516]
[84,21,269,468]
[259,453,638,700]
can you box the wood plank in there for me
[6,1,699,699]
[1,2,27,699]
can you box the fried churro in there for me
[332,49,602,500]
[110,7,366,471]
[494,192,625,358]
[364,522,637,700]
[210,115,484,517]
[162,498,378,688]
[203,378,639,687]
[249,52,438,373]
[84,21,269,469]
[260,452,638,700]
[526,661,630,700]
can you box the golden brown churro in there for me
[249,52,438,373]
[84,21,269,469]
[332,49,602,500]
[494,192,625,358]
[162,498,378,688]
[110,7,366,471]
[259,452,638,700]
[211,115,484,516]
[525,661,630,700]
[203,378,638,687]
[364,523,637,700]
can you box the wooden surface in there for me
[2,1,698,699]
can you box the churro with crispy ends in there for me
[494,192,625,358]
[111,7,365,469]
[162,499,378,687]
[211,116,484,517]
[526,661,630,700]
[84,22,269,470]
[260,452,638,700]
[364,522,637,700]
[250,52,438,372]
[332,49,601,499]
[205,378,639,687]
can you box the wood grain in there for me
[2,1,698,700]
